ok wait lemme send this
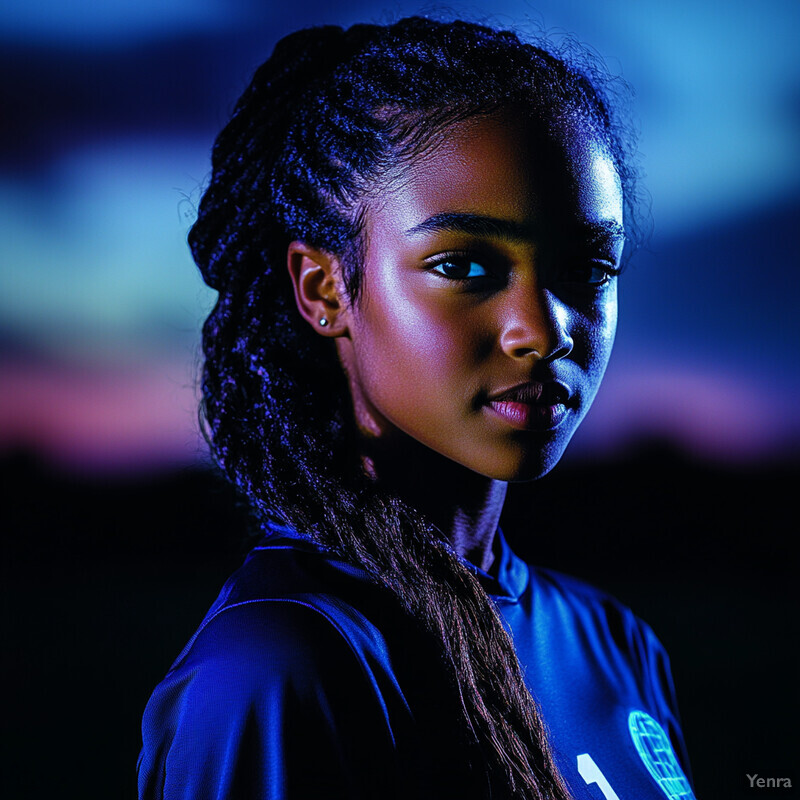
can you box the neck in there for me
[361,431,507,573]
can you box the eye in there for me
[564,261,619,287]
[430,257,489,280]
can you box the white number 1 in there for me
[577,753,621,800]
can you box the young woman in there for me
[138,18,695,800]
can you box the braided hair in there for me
[190,17,638,800]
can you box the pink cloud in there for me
[573,363,800,463]
[0,359,208,473]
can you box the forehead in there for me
[367,109,622,235]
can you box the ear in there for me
[286,241,349,337]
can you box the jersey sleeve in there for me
[137,599,398,800]
[630,613,694,786]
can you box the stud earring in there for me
[318,317,329,327]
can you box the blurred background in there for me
[2,1,798,798]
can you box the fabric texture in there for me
[138,525,693,799]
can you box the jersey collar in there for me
[458,528,529,602]
[259,521,529,602]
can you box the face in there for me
[335,109,624,482]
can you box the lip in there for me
[485,381,572,431]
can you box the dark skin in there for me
[358,424,507,572]
[288,109,624,571]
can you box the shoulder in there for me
[169,535,384,674]
[525,565,691,764]
[183,597,376,698]
[528,563,624,607]
[509,564,693,784]
[528,564,660,647]
[147,537,402,724]
[138,545,407,800]
[521,564,680,714]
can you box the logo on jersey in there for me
[628,709,695,800]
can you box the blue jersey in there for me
[138,525,695,799]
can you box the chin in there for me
[466,450,565,484]
[504,460,561,484]
[495,436,574,483]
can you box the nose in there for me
[498,285,573,363]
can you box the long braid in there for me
[191,18,637,799]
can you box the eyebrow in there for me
[405,212,625,245]
[405,212,534,241]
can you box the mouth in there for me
[485,381,572,431]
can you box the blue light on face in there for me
[628,710,696,800]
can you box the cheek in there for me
[597,288,618,352]
[581,287,618,376]
[352,292,466,408]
